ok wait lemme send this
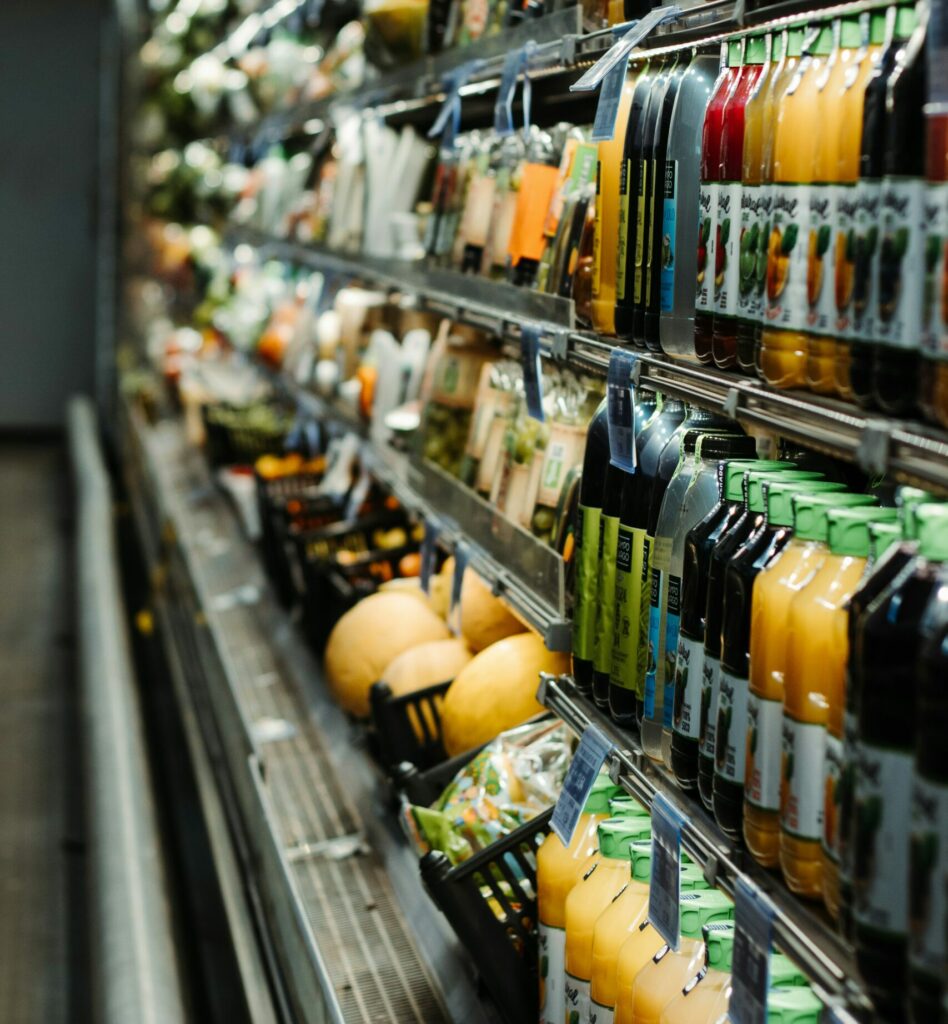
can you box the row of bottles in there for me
[537,774,824,1024]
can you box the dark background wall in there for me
[0,0,103,430]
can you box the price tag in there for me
[591,59,629,142]
[345,465,372,521]
[649,793,684,951]
[449,541,470,635]
[420,520,441,594]
[551,725,614,845]
[428,60,483,149]
[607,349,637,471]
[571,7,682,93]
[729,877,776,1024]
[493,43,536,136]
[521,324,545,422]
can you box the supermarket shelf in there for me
[536,673,870,1023]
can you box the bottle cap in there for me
[702,921,736,971]
[827,507,898,557]
[584,773,624,815]
[768,952,808,988]
[598,817,652,859]
[792,492,876,541]
[771,30,784,62]
[607,793,648,817]
[869,520,903,561]
[723,460,793,502]
[899,488,937,539]
[917,505,948,561]
[680,862,711,892]
[869,10,887,45]
[681,429,708,456]
[629,839,654,881]
[811,24,834,55]
[745,470,823,512]
[786,27,805,57]
[728,40,745,67]
[766,985,823,1023]
[839,15,862,49]
[697,434,757,461]
[680,889,734,940]
[895,3,917,40]
[766,480,845,527]
[745,35,768,64]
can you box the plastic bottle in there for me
[852,506,948,1021]
[749,985,823,1024]
[538,773,622,1024]
[921,98,948,423]
[779,505,899,900]
[658,922,735,1024]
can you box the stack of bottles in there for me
[536,772,825,1024]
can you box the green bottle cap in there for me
[917,506,948,561]
[869,520,903,560]
[585,773,624,814]
[771,30,784,62]
[724,460,794,502]
[766,480,846,527]
[895,3,917,40]
[598,817,652,859]
[766,985,824,1023]
[608,793,648,817]
[827,507,898,558]
[703,921,737,971]
[728,40,745,67]
[869,10,887,45]
[898,488,937,539]
[680,862,711,892]
[839,15,862,49]
[811,24,834,55]
[786,27,805,58]
[745,35,768,64]
[680,890,734,939]
[792,492,877,542]
[746,470,823,512]
[629,840,654,881]
[768,953,809,988]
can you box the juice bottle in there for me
[538,773,622,1024]
[872,5,928,416]
[920,104,948,423]
[852,506,948,1020]
[565,818,654,1023]
[736,32,778,375]
[834,10,886,399]
[908,565,948,1022]
[574,400,610,696]
[698,468,822,809]
[743,485,863,868]
[760,24,835,390]
[806,17,862,395]
[713,477,847,840]
[658,922,735,1024]
[850,4,913,406]
[669,459,792,793]
[755,985,823,1023]
[616,889,734,1024]
[779,505,899,899]
[592,68,637,336]
[712,35,767,369]
[660,52,721,360]
[695,44,743,364]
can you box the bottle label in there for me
[537,422,587,508]
[672,635,705,740]
[593,513,621,675]
[923,181,948,361]
[821,733,843,865]
[837,708,858,888]
[851,178,881,343]
[764,183,809,330]
[662,573,682,728]
[745,691,783,812]
[564,972,589,1024]
[660,160,678,314]
[737,184,770,325]
[592,161,603,299]
[636,532,653,702]
[617,158,631,301]
[909,775,948,980]
[875,178,926,350]
[714,181,742,318]
[780,716,825,841]
[644,536,671,720]
[538,922,565,1024]
[590,1001,614,1024]
[807,183,838,334]
[714,668,749,784]
[610,523,645,690]
[644,157,659,303]
[835,183,858,337]
[634,159,650,304]
[696,182,717,313]
[699,655,720,761]
[573,504,601,661]
[853,743,912,938]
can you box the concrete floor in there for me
[0,442,86,1022]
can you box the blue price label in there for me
[649,793,684,951]
[607,349,637,471]
[521,324,545,422]
[591,59,628,142]
[729,877,776,1024]
[494,48,522,136]
[420,520,441,594]
[449,542,470,635]
[551,726,614,845]
[345,466,372,521]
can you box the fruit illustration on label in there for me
[823,771,837,851]
[835,229,855,316]
[878,227,909,323]
[908,829,937,940]
[662,233,673,269]
[780,730,794,818]
[715,219,729,294]
[766,223,797,302]
[697,217,711,293]
[852,226,878,321]
[739,222,759,296]
[923,233,941,332]
[807,224,832,307]
[699,669,712,746]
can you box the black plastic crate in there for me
[369,679,452,774]
[202,404,290,468]
[392,745,486,807]
[421,807,552,1024]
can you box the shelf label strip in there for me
[649,792,684,951]
[551,724,614,845]
[730,876,776,1024]
[428,60,484,148]
[607,349,637,471]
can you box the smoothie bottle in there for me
[779,505,898,899]
[712,35,767,370]
[538,773,622,1024]
[658,922,736,1024]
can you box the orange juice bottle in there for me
[779,505,899,898]
[616,889,733,1024]
[658,922,735,1024]
[565,817,653,1022]
[538,774,623,1024]
[760,25,835,389]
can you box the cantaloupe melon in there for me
[459,570,526,652]
[380,638,473,741]
[324,592,451,717]
[440,632,569,756]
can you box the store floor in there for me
[0,442,87,1022]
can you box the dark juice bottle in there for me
[670,458,788,789]
[852,506,948,1022]
[572,400,609,696]
[872,8,927,415]
[921,106,948,424]
[695,43,742,364]
[712,35,766,370]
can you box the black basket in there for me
[202,404,290,468]
[368,679,453,774]
[392,745,487,807]
[421,807,552,1024]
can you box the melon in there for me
[324,592,451,717]
[440,632,569,756]
[459,569,526,651]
